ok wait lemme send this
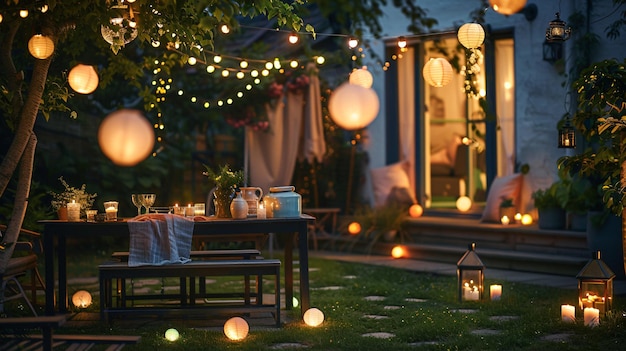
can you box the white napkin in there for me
[128,214,194,267]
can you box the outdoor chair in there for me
[0,224,46,316]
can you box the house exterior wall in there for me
[362,0,626,206]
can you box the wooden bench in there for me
[0,315,141,351]
[99,259,281,326]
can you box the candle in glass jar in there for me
[561,304,576,323]
[104,201,118,221]
[67,200,81,221]
[257,202,266,219]
[490,284,502,301]
[185,204,194,217]
[500,215,510,225]
[584,307,600,327]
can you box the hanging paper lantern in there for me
[303,308,325,327]
[409,204,423,218]
[423,58,453,88]
[223,317,249,341]
[28,34,54,59]
[68,64,99,94]
[349,67,373,88]
[71,290,92,308]
[164,328,180,341]
[98,109,155,166]
[328,82,379,130]
[489,0,527,16]
[457,23,485,49]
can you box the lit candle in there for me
[185,204,194,217]
[584,307,600,327]
[490,284,502,301]
[67,200,81,222]
[514,213,522,222]
[257,202,266,219]
[500,215,510,225]
[194,203,205,216]
[104,201,118,221]
[173,203,185,216]
[521,214,533,225]
[561,304,575,323]
[463,282,480,301]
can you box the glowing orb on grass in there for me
[224,317,249,341]
[303,308,325,327]
[164,328,179,341]
[71,290,92,308]
[293,297,299,308]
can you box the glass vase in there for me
[214,187,234,218]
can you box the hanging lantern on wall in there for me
[457,23,485,49]
[546,12,572,42]
[577,251,614,316]
[422,58,453,88]
[558,116,576,148]
[489,0,527,16]
[457,243,485,302]
[98,109,155,166]
[328,82,379,130]
[68,64,99,94]
[28,34,54,59]
[349,67,374,88]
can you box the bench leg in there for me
[275,267,281,326]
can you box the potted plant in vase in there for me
[48,177,97,220]
[532,181,566,230]
[203,164,244,218]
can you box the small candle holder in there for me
[67,201,81,222]
[104,201,119,221]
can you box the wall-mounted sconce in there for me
[546,12,572,42]
[542,40,563,63]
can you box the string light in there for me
[288,32,299,44]
[220,24,230,34]
[348,37,359,49]
[397,36,407,48]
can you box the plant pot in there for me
[567,212,587,232]
[213,187,234,218]
[537,207,566,230]
[499,207,516,221]
[586,212,625,278]
[57,206,68,221]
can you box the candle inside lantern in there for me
[584,307,600,327]
[561,304,576,323]
[490,284,502,301]
[463,281,480,301]
[257,202,266,219]
[500,215,510,225]
[67,200,81,222]
[104,201,118,221]
[581,293,607,314]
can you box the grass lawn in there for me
[3,243,626,350]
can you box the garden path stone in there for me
[343,275,357,279]
[409,341,440,347]
[471,329,502,336]
[312,286,344,291]
[540,333,573,342]
[362,332,395,339]
[363,314,389,319]
[489,315,520,322]
[270,342,309,349]
[451,309,479,314]
[384,305,401,310]
[405,298,427,303]
[364,296,386,301]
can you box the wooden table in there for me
[39,215,314,317]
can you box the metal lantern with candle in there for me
[457,242,485,302]
[577,251,614,315]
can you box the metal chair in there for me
[0,224,46,316]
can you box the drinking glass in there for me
[141,194,156,213]
[131,194,143,216]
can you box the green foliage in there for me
[47,176,97,213]
[202,164,244,190]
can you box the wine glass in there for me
[131,194,143,216]
[141,194,156,213]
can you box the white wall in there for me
[361,0,626,204]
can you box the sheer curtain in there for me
[495,39,515,176]
[398,48,417,195]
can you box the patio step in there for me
[331,215,593,276]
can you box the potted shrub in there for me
[48,177,97,220]
[532,181,566,230]
[557,174,601,231]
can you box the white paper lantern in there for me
[349,67,373,88]
[68,64,99,94]
[456,196,472,212]
[303,307,324,327]
[71,290,92,308]
[28,34,54,59]
[98,109,155,166]
[423,58,453,88]
[164,328,180,341]
[223,317,249,341]
[457,23,485,49]
[489,0,527,16]
[328,82,379,130]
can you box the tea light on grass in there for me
[561,304,576,323]
[490,284,502,301]
[584,307,600,327]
